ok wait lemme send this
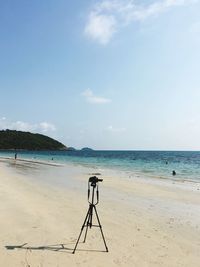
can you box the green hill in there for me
[0,130,66,150]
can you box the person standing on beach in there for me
[14,153,17,160]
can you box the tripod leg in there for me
[72,207,90,254]
[83,223,89,243]
[94,206,109,252]
[83,205,92,242]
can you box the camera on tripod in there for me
[88,176,102,204]
[89,176,103,187]
[73,175,108,254]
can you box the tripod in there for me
[73,176,108,254]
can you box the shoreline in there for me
[1,155,200,188]
[0,156,64,167]
[1,151,200,184]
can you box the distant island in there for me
[0,130,67,150]
[66,147,76,151]
[81,147,93,151]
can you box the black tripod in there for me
[73,176,108,254]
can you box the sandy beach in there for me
[0,158,200,267]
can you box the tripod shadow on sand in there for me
[5,242,107,254]
[5,243,72,253]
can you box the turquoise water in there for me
[0,150,200,182]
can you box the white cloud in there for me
[0,117,56,133]
[82,89,111,104]
[11,121,37,132]
[85,0,198,44]
[39,122,56,132]
[85,13,116,44]
[107,125,126,132]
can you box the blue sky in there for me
[0,0,200,150]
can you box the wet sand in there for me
[0,158,200,266]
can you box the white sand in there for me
[0,158,200,267]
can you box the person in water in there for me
[172,170,176,175]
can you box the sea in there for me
[0,150,200,183]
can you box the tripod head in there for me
[88,176,103,187]
[88,176,103,205]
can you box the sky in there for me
[0,0,200,150]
